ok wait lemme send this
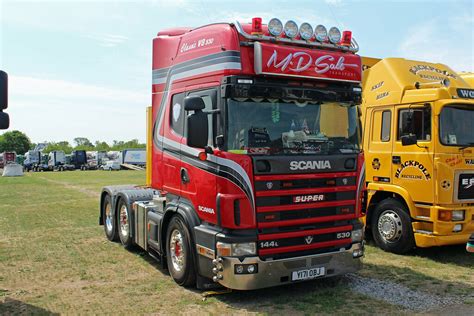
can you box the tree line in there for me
[0,130,145,155]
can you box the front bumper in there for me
[412,205,474,247]
[215,242,363,290]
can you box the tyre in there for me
[371,198,415,254]
[166,216,196,287]
[117,198,134,249]
[102,194,118,241]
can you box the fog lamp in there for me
[299,22,313,40]
[268,18,283,36]
[284,20,298,38]
[314,25,327,42]
[234,264,258,274]
[328,27,341,44]
[453,224,462,232]
[351,228,364,242]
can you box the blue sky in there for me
[1,0,473,144]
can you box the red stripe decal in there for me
[258,214,357,229]
[256,186,356,197]
[258,225,353,241]
[257,200,354,212]
[254,172,357,181]
[259,239,351,256]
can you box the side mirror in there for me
[0,70,9,130]
[401,134,417,146]
[184,96,205,111]
[186,111,208,148]
[0,112,10,129]
[0,70,7,110]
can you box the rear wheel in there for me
[166,216,196,287]
[117,199,133,249]
[371,198,415,254]
[102,194,118,241]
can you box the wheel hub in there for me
[378,210,403,242]
[105,203,113,233]
[170,229,185,272]
[119,205,129,237]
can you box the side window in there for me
[381,110,391,142]
[398,107,431,141]
[170,93,185,136]
[186,89,217,146]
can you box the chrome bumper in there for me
[216,243,364,290]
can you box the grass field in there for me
[0,171,473,315]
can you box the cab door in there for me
[392,105,434,203]
[180,88,218,223]
[365,106,394,184]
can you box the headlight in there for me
[268,18,283,36]
[452,210,465,221]
[299,22,313,40]
[351,228,364,242]
[328,26,341,44]
[314,25,327,42]
[284,20,298,38]
[216,242,256,257]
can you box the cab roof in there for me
[362,58,472,106]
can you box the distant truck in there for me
[87,151,107,170]
[118,149,146,167]
[71,150,88,170]
[0,151,16,168]
[48,150,73,171]
[24,150,42,171]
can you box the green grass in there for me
[0,170,472,314]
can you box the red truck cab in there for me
[100,18,366,290]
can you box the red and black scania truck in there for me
[99,18,366,290]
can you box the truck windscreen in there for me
[225,98,360,155]
[439,104,474,146]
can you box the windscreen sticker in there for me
[446,157,462,167]
[172,103,181,122]
[395,160,431,180]
[466,159,474,165]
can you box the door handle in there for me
[180,168,190,184]
[392,156,401,164]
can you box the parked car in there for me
[101,161,121,171]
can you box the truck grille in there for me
[254,172,357,257]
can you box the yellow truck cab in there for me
[459,72,474,87]
[361,58,474,253]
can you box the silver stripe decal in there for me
[162,137,255,207]
[355,161,365,213]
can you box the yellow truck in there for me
[361,58,474,253]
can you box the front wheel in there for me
[166,216,196,287]
[371,198,415,254]
[117,199,133,249]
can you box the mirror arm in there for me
[204,109,220,115]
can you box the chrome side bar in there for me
[233,20,359,53]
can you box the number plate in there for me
[291,267,326,281]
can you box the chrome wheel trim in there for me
[104,202,113,233]
[378,209,403,242]
[119,204,129,238]
[169,229,185,273]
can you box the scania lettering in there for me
[290,160,332,170]
[361,57,474,253]
[99,18,365,290]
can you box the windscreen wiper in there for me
[459,142,474,150]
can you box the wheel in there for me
[102,194,118,241]
[59,166,64,171]
[166,216,196,287]
[371,198,415,254]
[117,199,133,249]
